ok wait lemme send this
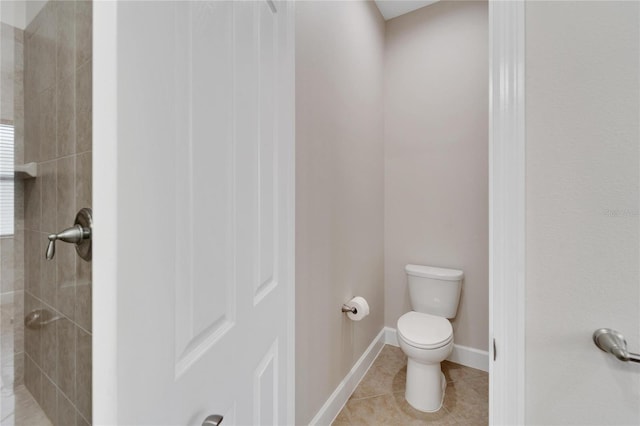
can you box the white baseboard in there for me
[309,328,386,426]
[383,327,489,373]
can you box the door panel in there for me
[101,1,294,424]
[525,1,639,424]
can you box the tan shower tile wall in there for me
[1,21,26,391]
[23,1,92,425]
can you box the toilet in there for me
[397,264,463,412]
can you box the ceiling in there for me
[374,0,440,21]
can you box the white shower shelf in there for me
[14,162,37,179]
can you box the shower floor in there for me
[1,384,51,426]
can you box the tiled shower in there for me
[1,1,92,425]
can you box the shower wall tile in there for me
[56,75,75,157]
[75,260,91,332]
[56,1,76,83]
[75,328,91,420]
[75,61,91,153]
[56,156,76,230]
[5,23,27,392]
[41,319,57,382]
[14,351,24,386]
[25,355,42,404]
[23,2,92,423]
[0,239,15,293]
[57,391,76,426]
[42,374,58,423]
[56,243,76,320]
[75,1,92,68]
[24,293,42,366]
[1,294,15,352]
[76,152,91,210]
[25,231,41,298]
[30,8,56,97]
[77,411,90,426]
[14,290,25,354]
[24,95,39,162]
[24,34,36,102]
[40,161,57,234]
[15,181,25,233]
[56,318,75,402]
[23,174,41,232]
[39,87,57,162]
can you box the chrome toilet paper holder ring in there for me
[341,304,357,314]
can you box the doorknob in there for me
[46,208,93,262]
[593,328,640,363]
[202,415,223,426]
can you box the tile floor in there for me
[1,384,52,426]
[1,296,51,426]
[333,345,488,425]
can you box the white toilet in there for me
[397,264,463,412]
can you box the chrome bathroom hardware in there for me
[46,208,92,262]
[202,415,223,426]
[24,309,62,330]
[341,304,357,314]
[593,328,640,363]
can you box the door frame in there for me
[93,0,523,423]
[93,1,118,424]
[92,1,296,424]
[488,0,526,424]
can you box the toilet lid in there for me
[397,312,453,349]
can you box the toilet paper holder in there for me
[341,304,358,314]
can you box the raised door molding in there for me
[489,0,526,424]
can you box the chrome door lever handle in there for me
[202,414,223,426]
[593,328,640,363]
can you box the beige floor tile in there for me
[443,380,488,425]
[335,345,489,426]
[391,392,459,425]
[350,346,407,400]
[332,404,352,425]
[346,394,406,425]
[442,361,485,384]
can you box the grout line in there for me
[346,391,391,402]
[25,340,89,425]
[26,148,93,168]
[24,289,92,337]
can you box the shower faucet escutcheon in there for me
[46,208,93,262]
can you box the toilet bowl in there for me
[397,311,454,412]
[398,264,463,412]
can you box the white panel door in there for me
[93,1,294,425]
[524,2,639,425]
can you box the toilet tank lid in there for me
[405,264,464,281]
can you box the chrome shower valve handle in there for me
[45,208,93,262]
[46,225,89,259]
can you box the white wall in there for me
[384,0,489,351]
[525,1,640,424]
[295,1,386,424]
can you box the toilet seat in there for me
[397,312,453,350]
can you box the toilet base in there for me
[404,359,447,412]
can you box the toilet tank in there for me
[405,264,463,319]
